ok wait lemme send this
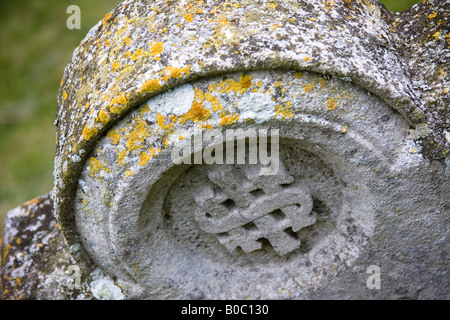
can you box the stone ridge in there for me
[0,193,79,299]
[397,0,450,161]
[54,0,433,250]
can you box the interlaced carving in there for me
[194,162,316,256]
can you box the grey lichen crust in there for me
[396,0,449,161]
[0,193,124,300]
[54,0,449,253]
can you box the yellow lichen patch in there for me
[303,82,315,93]
[208,83,217,92]
[184,13,194,23]
[341,125,349,134]
[150,41,164,56]
[319,78,327,89]
[179,89,211,124]
[62,90,68,100]
[118,149,127,165]
[218,74,253,95]
[275,101,293,119]
[204,92,223,112]
[122,51,132,59]
[126,120,150,150]
[271,24,283,30]
[25,197,40,207]
[3,243,11,262]
[106,129,121,145]
[293,72,303,79]
[98,110,110,124]
[88,157,111,176]
[102,12,112,25]
[82,125,98,141]
[139,152,151,166]
[305,56,311,62]
[202,123,213,130]
[156,114,174,132]
[327,98,338,111]
[141,79,162,94]
[111,62,121,73]
[109,93,128,114]
[428,12,436,19]
[125,170,135,177]
[160,65,190,82]
[220,113,240,126]
[131,48,144,61]
[273,81,283,87]
[124,37,131,45]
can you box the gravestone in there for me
[1,0,449,300]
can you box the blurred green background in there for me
[0,0,420,235]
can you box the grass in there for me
[0,0,420,235]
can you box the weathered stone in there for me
[1,0,449,300]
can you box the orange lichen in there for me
[141,79,162,94]
[179,89,211,123]
[160,65,190,81]
[110,93,128,114]
[98,110,110,124]
[126,120,150,150]
[131,48,144,61]
[327,98,338,111]
[319,78,327,89]
[150,42,164,56]
[102,13,112,25]
[204,92,223,112]
[220,113,240,126]
[139,152,151,166]
[89,157,111,175]
[111,62,121,73]
[303,82,315,93]
[218,74,253,94]
[106,129,121,145]
[82,125,98,141]
[275,101,293,119]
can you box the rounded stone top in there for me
[54,0,448,256]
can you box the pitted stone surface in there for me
[53,0,449,254]
[194,163,315,255]
[2,0,449,300]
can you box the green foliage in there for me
[0,0,421,234]
[0,1,123,234]
[380,0,421,12]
